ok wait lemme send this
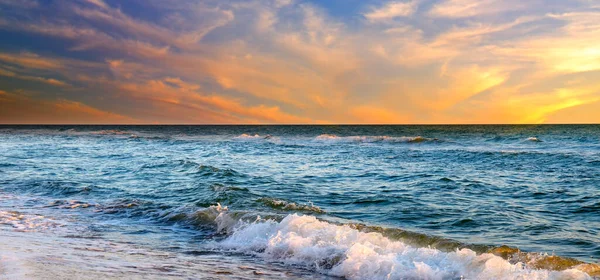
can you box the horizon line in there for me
[1,123,599,126]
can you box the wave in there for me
[210,184,249,193]
[161,204,276,234]
[91,129,131,136]
[234,134,276,141]
[0,210,65,231]
[195,165,243,178]
[436,148,580,160]
[206,206,597,280]
[314,134,439,144]
[22,181,97,196]
[159,160,247,179]
[95,199,150,215]
[526,137,543,142]
[89,129,139,138]
[257,197,325,214]
[47,200,95,209]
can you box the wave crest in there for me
[257,197,325,214]
[315,134,438,144]
[526,137,543,142]
[234,134,275,141]
[213,211,594,280]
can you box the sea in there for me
[0,125,599,279]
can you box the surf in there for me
[208,206,597,279]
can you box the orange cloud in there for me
[115,77,312,124]
[1,0,600,124]
[0,91,135,124]
[193,95,312,124]
[0,52,63,70]
[0,67,70,87]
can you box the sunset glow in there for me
[1,0,599,124]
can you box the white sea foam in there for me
[214,212,591,280]
[236,133,263,139]
[526,137,543,142]
[234,133,277,141]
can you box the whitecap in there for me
[214,213,591,280]
[234,134,278,142]
[526,137,543,142]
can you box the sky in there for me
[0,0,599,124]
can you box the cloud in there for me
[72,1,234,50]
[0,91,135,124]
[115,76,313,124]
[364,1,418,22]
[0,67,70,87]
[488,12,600,74]
[0,52,63,70]
[84,0,108,9]
[429,0,529,18]
[0,0,599,124]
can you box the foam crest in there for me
[236,133,262,139]
[216,214,592,280]
[526,137,543,142]
[234,133,275,141]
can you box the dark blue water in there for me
[1,125,599,279]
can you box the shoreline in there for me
[1,204,598,280]
[0,225,326,279]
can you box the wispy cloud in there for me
[0,90,135,124]
[0,67,70,87]
[364,1,418,22]
[429,0,530,18]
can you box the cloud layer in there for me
[0,0,599,124]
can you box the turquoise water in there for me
[1,125,599,279]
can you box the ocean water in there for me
[0,125,599,279]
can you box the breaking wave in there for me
[526,137,543,142]
[207,206,597,280]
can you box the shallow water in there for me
[0,125,599,279]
